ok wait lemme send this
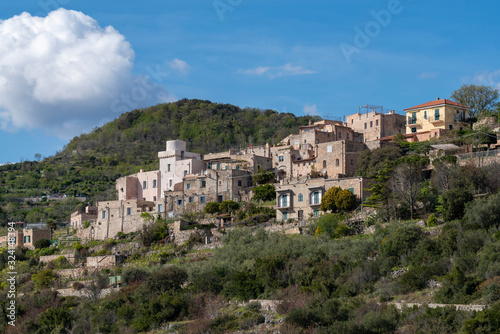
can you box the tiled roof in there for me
[404,99,469,111]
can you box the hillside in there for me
[0,99,319,225]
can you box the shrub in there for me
[441,187,473,221]
[219,200,240,214]
[146,266,188,296]
[252,184,276,202]
[34,238,51,249]
[204,202,220,214]
[73,282,84,290]
[427,213,438,227]
[122,267,149,285]
[32,268,58,289]
[381,224,424,261]
[464,192,500,229]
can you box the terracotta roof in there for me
[404,99,470,111]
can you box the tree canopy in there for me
[450,84,500,118]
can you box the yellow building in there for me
[404,98,470,136]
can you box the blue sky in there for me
[0,0,499,164]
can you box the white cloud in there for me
[237,63,316,78]
[418,72,437,79]
[303,103,318,115]
[0,9,171,138]
[169,58,190,75]
[472,70,500,90]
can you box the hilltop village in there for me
[68,98,475,241]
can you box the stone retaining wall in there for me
[391,302,488,312]
[40,255,77,264]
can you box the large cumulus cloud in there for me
[0,8,169,138]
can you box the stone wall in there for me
[86,255,124,268]
[55,268,87,279]
[391,302,488,312]
[40,255,77,264]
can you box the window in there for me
[435,109,440,121]
[449,124,453,130]
[167,164,171,172]
[323,160,326,168]
[200,180,206,188]
[411,112,417,124]
[180,151,184,159]
[189,197,194,203]
[169,179,173,187]
[370,121,373,128]
[184,170,188,176]
[200,196,206,204]
[24,236,31,243]
[279,155,284,162]
[279,194,289,207]
[364,123,367,129]
[177,199,183,206]
[349,188,354,194]
[236,165,240,170]
[295,141,299,145]
[216,163,221,170]
[314,209,319,217]
[376,119,379,126]
[411,127,417,133]
[208,162,212,169]
[127,207,132,215]
[225,165,229,170]
[186,183,191,190]
[219,180,222,186]
[282,212,288,220]
[350,159,354,165]
[102,210,107,219]
[238,180,242,186]
[158,204,163,212]
[338,133,341,138]
[327,145,332,153]
[152,179,157,188]
[354,146,358,152]
[298,193,303,202]
[424,110,427,119]
[347,133,350,139]
[316,139,319,143]
[298,210,303,220]
[336,158,339,167]
[310,191,321,205]
[143,181,147,189]
[153,196,157,202]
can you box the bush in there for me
[464,192,500,229]
[83,220,91,228]
[427,213,438,227]
[122,267,149,285]
[204,202,220,214]
[219,200,240,214]
[252,184,276,202]
[34,238,51,249]
[146,266,188,296]
[73,282,84,290]
[441,187,473,221]
[381,224,424,261]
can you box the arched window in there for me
[298,193,303,202]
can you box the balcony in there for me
[406,119,422,128]
[430,116,444,125]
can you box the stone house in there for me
[275,176,371,221]
[165,169,253,216]
[70,206,97,230]
[93,199,160,240]
[0,228,51,249]
[345,109,406,142]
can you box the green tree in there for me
[320,187,341,212]
[391,154,430,219]
[34,238,51,249]
[451,84,500,118]
[252,184,276,202]
[252,167,274,185]
[335,189,357,211]
[204,202,220,214]
[441,186,473,221]
[219,200,240,214]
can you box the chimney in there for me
[437,97,440,100]
[308,119,312,126]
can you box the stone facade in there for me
[275,176,371,221]
[116,170,161,202]
[70,206,97,230]
[204,146,273,174]
[94,199,162,240]
[0,229,51,249]
[346,110,406,142]
[165,169,253,215]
